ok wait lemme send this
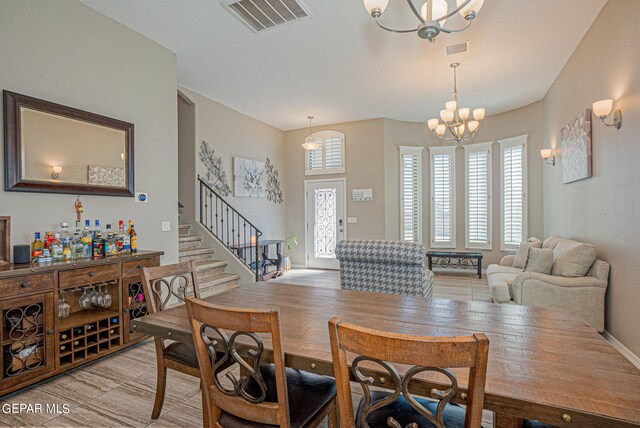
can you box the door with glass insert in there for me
[305,180,346,269]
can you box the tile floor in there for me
[0,270,493,428]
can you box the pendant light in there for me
[302,116,320,151]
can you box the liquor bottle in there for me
[71,221,84,259]
[129,224,137,253]
[52,233,64,262]
[31,232,44,261]
[58,223,73,261]
[93,232,104,258]
[104,225,118,257]
[92,220,101,240]
[116,220,125,254]
[39,232,53,263]
[81,220,93,259]
[122,222,131,253]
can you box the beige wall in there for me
[284,119,386,266]
[542,0,640,354]
[0,0,179,263]
[178,94,196,223]
[178,87,286,242]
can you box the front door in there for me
[305,180,346,269]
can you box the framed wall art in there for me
[562,108,592,184]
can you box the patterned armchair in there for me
[335,240,434,298]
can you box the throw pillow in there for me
[524,248,554,275]
[543,235,563,250]
[512,241,543,269]
[551,240,598,277]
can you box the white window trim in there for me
[399,146,424,243]
[429,145,456,249]
[463,142,493,250]
[304,130,346,176]
[498,135,528,252]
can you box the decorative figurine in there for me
[74,196,83,222]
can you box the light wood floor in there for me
[0,271,493,428]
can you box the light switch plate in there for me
[161,221,171,232]
[347,217,358,224]
[135,192,148,203]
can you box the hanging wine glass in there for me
[79,287,91,309]
[101,284,113,308]
[96,284,106,308]
[58,290,70,318]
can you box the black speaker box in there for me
[13,244,31,264]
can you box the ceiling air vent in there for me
[222,0,311,33]
[444,41,469,56]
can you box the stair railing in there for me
[198,176,262,281]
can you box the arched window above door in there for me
[305,130,345,175]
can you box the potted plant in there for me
[282,232,298,272]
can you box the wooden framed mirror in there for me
[3,91,134,196]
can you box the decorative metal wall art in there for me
[200,141,231,196]
[264,158,283,204]
[562,109,592,184]
[234,157,265,198]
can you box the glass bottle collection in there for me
[31,219,138,263]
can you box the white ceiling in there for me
[80,0,606,131]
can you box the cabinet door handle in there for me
[137,265,143,269]
[88,272,95,277]
[20,282,30,288]
[47,329,54,335]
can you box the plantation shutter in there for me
[430,147,456,248]
[305,131,345,175]
[465,143,492,249]
[500,136,527,250]
[400,147,423,242]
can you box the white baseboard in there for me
[291,264,307,269]
[602,331,640,369]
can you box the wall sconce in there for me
[540,149,555,166]
[592,99,622,129]
[51,165,62,179]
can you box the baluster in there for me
[226,206,230,246]
[243,222,247,265]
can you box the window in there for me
[305,130,345,175]
[464,142,492,249]
[499,135,528,251]
[399,146,423,242]
[429,146,456,248]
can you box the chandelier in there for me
[301,116,320,151]
[363,0,484,42]
[428,63,485,143]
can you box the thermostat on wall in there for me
[135,192,148,203]
[352,188,373,202]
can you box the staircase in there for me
[179,224,240,297]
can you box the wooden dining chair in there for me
[328,317,489,428]
[185,296,338,428]
[141,261,203,419]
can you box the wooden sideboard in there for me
[0,250,163,396]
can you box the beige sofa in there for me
[487,236,610,332]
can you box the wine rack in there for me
[123,278,148,342]
[58,312,121,368]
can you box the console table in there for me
[0,250,163,396]
[230,239,283,272]
[426,251,483,279]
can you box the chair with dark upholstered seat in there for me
[186,296,338,428]
[328,317,489,428]
[141,261,203,419]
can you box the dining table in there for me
[132,282,640,427]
